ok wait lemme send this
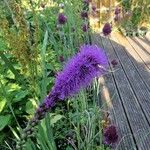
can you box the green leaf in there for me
[9,126,20,140]
[0,98,6,112]
[0,115,11,131]
[7,83,21,92]
[40,30,48,100]
[0,51,21,81]
[13,90,28,102]
[50,114,64,125]
[66,146,74,150]
[0,132,5,144]
[0,38,7,51]
[26,99,37,115]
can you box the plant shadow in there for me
[93,32,150,150]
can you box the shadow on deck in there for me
[92,32,150,150]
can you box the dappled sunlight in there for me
[98,77,113,109]
[92,31,150,149]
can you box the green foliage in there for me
[19,88,108,150]
[120,0,150,31]
[0,0,108,149]
[0,115,11,131]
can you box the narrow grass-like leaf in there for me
[40,30,48,100]
[0,52,20,82]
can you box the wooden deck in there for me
[92,32,150,150]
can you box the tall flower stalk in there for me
[16,45,108,149]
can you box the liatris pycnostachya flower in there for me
[102,23,112,36]
[58,13,67,24]
[103,125,118,146]
[16,45,108,149]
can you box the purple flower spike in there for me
[103,125,118,146]
[81,11,88,19]
[102,23,112,36]
[17,45,108,149]
[37,45,108,112]
[58,13,67,24]
[46,45,108,104]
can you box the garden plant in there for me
[3,0,144,150]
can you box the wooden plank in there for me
[145,32,150,42]
[134,36,150,54]
[92,34,137,150]
[114,33,150,92]
[132,37,150,55]
[110,33,150,123]
[126,37,150,70]
[100,35,150,150]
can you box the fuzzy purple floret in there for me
[102,23,112,36]
[58,13,67,24]
[50,45,108,101]
[103,125,118,145]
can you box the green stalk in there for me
[40,30,48,100]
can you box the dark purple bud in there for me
[103,125,118,145]
[40,3,46,8]
[83,0,91,5]
[36,107,43,113]
[114,7,121,15]
[58,13,67,24]
[92,5,96,11]
[59,56,65,62]
[102,23,112,36]
[81,11,88,19]
[111,59,118,67]
[82,23,89,32]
